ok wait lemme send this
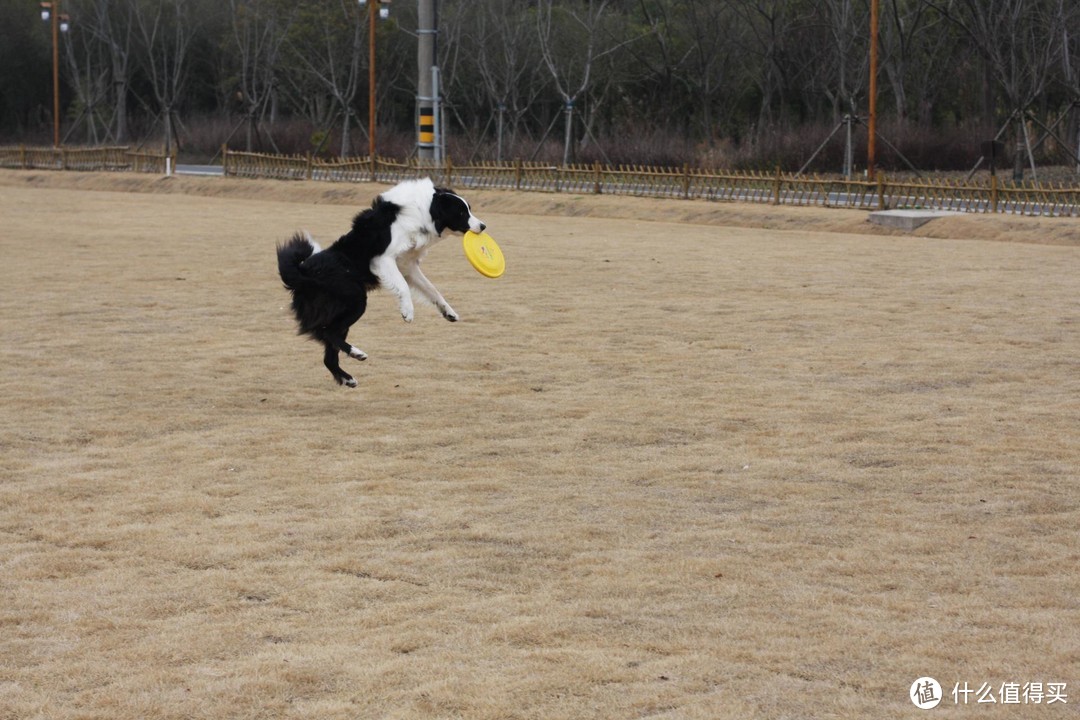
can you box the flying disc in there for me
[462,231,505,278]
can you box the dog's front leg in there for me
[371,255,415,322]
[401,259,458,322]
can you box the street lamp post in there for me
[867,0,879,176]
[40,1,70,148]
[358,0,390,160]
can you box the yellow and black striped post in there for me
[418,106,436,147]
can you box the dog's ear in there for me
[431,191,449,234]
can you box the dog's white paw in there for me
[349,348,368,361]
[401,310,414,323]
[344,377,358,388]
[441,306,459,322]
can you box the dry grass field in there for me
[1,169,1078,719]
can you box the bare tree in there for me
[878,0,943,124]
[132,0,200,155]
[731,0,811,134]
[926,0,1064,176]
[807,0,870,120]
[6,0,1080,172]
[1058,0,1080,169]
[442,0,546,159]
[536,0,643,164]
[72,0,135,142]
[285,0,366,157]
[229,0,293,151]
[680,0,744,144]
[61,2,112,143]
[621,0,744,145]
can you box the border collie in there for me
[277,178,486,387]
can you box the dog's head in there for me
[431,187,486,236]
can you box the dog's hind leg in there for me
[327,333,367,362]
[323,342,357,388]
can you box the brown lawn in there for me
[1,170,1078,719]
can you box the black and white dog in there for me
[277,178,486,387]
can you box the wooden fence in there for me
[0,145,173,174]
[222,148,1080,217]
[3,144,1078,217]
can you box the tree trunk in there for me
[246,112,255,152]
[341,109,351,158]
[164,110,172,155]
[112,77,128,142]
[1013,117,1025,182]
[562,101,573,166]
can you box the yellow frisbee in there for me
[462,231,505,278]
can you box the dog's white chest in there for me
[397,222,439,255]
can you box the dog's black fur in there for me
[277,185,481,387]
[277,201,395,387]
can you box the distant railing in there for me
[222,147,1080,217]
[4,144,1078,217]
[0,145,173,174]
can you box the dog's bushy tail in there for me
[277,232,319,290]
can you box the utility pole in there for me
[368,0,377,159]
[417,0,436,162]
[867,0,878,176]
[359,0,390,160]
[40,0,69,148]
[50,1,60,148]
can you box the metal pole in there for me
[1075,102,1080,173]
[431,65,442,164]
[797,120,846,175]
[52,0,60,148]
[368,0,376,159]
[844,115,853,178]
[867,0,878,176]
[417,0,436,161]
[562,101,573,166]
[496,103,505,162]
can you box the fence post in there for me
[20,144,26,169]
[515,159,523,191]
[61,146,68,171]
[221,145,229,176]
[305,152,313,180]
[877,172,886,210]
[772,165,782,205]
[682,164,691,199]
[594,161,602,194]
[446,156,454,187]
[990,173,999,214]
